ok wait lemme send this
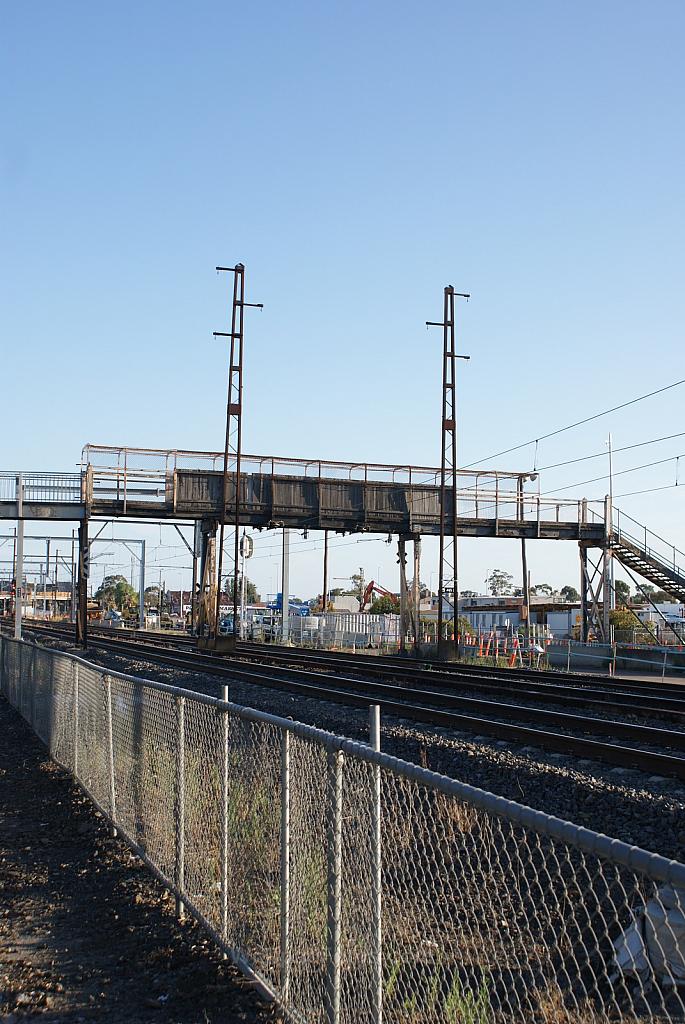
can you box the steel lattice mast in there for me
[213,264,262,642]
[427,285,470,658]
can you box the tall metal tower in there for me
[427,285,470,658]
[212,264,262,642]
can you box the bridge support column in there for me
[196,519,217,638]
[579,541,611,644]
[397,538,410,654]
[521,538,530,648]
[76,519,89,648]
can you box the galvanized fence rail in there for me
[2,635,685,1023]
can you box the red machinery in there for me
[360,580,398,612]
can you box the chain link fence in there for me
[2,634,685,1023]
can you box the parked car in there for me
[219,615,235,636]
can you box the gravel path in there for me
[0,695,280,1024]
[43,638,685,863]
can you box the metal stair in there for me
[611,507,685,602]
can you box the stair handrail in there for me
[613,506,685,578]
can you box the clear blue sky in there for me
[2,1,683,599]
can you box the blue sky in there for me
[1,1,683,599]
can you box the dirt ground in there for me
[0,696,281,1024]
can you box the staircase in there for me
[611,508,685,603]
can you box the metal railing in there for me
[3,634,685,1023]
[612,507,685,584]
[81,444,606,530]
[0,472,83,505]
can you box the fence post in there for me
[662,649,668,681]
[220,684,229,950]
[326,749,343,1024]
[370,705,382,1024]
[73,661,80,776]
[566,641,571,672]
[280,729,291,1003]
[175,695,186,920]
[104,674,117,838]
[19,642,24,718]
[30,644,37,729]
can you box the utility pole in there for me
[322,529,329,615]
[239,530,247,639]
[412,536,421,656]
[71,530,76,623]
[607,432,615,611]
[427,286,470,659]
[213,264,262,644]
[14,475,24,639]
[281,528,290,643]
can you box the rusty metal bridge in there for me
[2,443,684,645]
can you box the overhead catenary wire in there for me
[540,451,685,496]
[461,378,685,469]
[535,431,685,473]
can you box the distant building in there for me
[456,594,580,637]
[330,595,360,613]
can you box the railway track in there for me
[27,621,685,717]
[17,621,685,781]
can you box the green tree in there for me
[95,574,138,613]
[485,569,513,596]
[632,585,656,605]
[348,569,366,603]
[610,608,656,638]
[614,580,631,606]
[144,585,162,609]
[370,595,400,614]
[531,583,553,596]
[560,585,580,603]
[227,575,260,604]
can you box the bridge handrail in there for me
[82,442,536,486]
[613,505,685,579]
[0,471,83,504]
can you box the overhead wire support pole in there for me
[426,287,470,660]
[212,264,263,646]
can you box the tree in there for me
[610,608,656,638]
[485,569,513,596]
[560,585,580,603]
[348,569,366,604]
[226,575,260,604]
[95,574,138,613]
[370,595,400,615]
[531,583,553,596]
[632,585,656,605]
[144,585,162,609]
[613,580,630,606]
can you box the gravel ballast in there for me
[33,637,685,864]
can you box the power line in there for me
[536,431,685,472]
[461,378,685,469]
[541,452,685,495]
[588,482,681,502]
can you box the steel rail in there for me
[21,621,685,718]
[20,624,685,780]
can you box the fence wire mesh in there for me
[2,634,685,1023]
